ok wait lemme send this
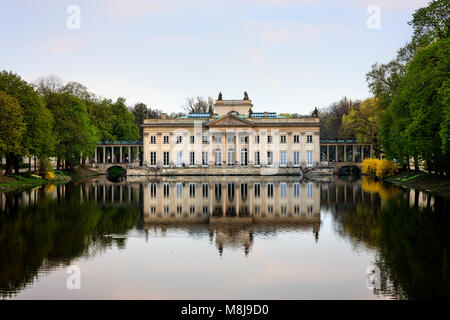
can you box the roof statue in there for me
[243,91,249,100]
[218,91,222,101]
[248,108,253,118]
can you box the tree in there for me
[110,98,140,141]
[61,81,93,101]
[34,74,63,96]
[342,98,382,146]
[0,71,55,174]
[409,0,450,47]
[45,92,98,169]
[132,102,161,138]
[0,91,26,175]
[183,96,214,113]
[318,97,359,139]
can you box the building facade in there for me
[141,95,320,174]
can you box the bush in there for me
[376,159,399,179]
[362,158,379,176]
[45,171,56,180]
[38,157,52,177]
[362,158,399,179]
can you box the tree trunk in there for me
[4,153,13,175]
[34,156,37,172]
[413,157,420,172]
[14,155,19,174]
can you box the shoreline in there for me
[384,170,450,199]
[0,167,100,192]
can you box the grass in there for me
[385,170,450,199]
[0,173,47,191]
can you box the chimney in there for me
[161,113,167,119]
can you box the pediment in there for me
[207,114,254,127]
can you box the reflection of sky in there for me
[12,210,388,300]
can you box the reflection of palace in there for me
[142,177,321,255]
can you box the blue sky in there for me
[0,0,429,114]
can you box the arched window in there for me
[214,148,222,166]
[241,148,248,166]
[227,148,235,166]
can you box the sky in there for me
[0,0,430,114]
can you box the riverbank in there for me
[385,170,450,199]
[0,167,99,192]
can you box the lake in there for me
[1,175,449,299]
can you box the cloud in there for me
[263,25,318,44]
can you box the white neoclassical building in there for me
[140,94,320,175]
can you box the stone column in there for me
[361,145,365,161]
[128,146,131,163]
[111,147,115,163]
[344,145,347,162]
[327,145,330,161]
[287,132,292,167]
[120,147,123,163]
[352,145,355,162]
[335,145,338,163]
[103,147,106,163]
[95,147,98,163]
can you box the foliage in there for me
[110,98,140,141]
[45,92,98,168]
[45,171,56,180]
[0,90,25,157]
[0,71,55,175]
[319,97,360,139]
[132,102,161,138]
[362,158,379,176]
[342,97,382,145]
[362,158,399,179]
[38,156,52,177]
[376,159,399,179]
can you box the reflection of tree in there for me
[334,179,450,299]
[0,184,139,297]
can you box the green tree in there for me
[132,102,161,138]
[0,91,26,175]
[45,92,98,169]
[110,98,140,141]
[0,71,54,173]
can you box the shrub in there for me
[38,157,52,177]
[45,171,56,180]
[362,158,379,176]
[376,159,399,179]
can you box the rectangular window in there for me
[190,151,195,166]
[254,151,260,166]
[255,135,260,143]
[280,183,287,198]
[267,135,273,144]
[213,134,222,143]
[202,152,208,166]
[293,151,300,166]
[268,205,273,214]
[190,205,195,214]
[227,134,235,143]
[202,135,208,144]
[307,135,313,143]
[281,205,286,214]
[189,183,195,198]
[294,183,300,198]
[267,183,273,198]
[280,135,286,143]
[215,183,222,200]
[163,136,169,144]
[164,183,170,198]
[254,205,260,214]
[254,183,260,198]
[163,152,170,166]
[294,135,300,143]
[150,183,156,198]
[240,135,248,143]
[164,205,169,215]
[294,205,300,214]
[176,151,182,166]
[280,151,287,166]
[267,151,273,166]
[307,151,313,166]
[150,152,156,166]
[203,206,208,215]
[177,205,182,215]
[150,136,156,144]
[176,136,182,144]
[176,183,182,198]
[307,182,313,198]
[202,183,209,198]
[190,136,195,144]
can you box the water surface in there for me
[1,175,449,299]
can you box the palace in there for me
[140,93,320,175]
